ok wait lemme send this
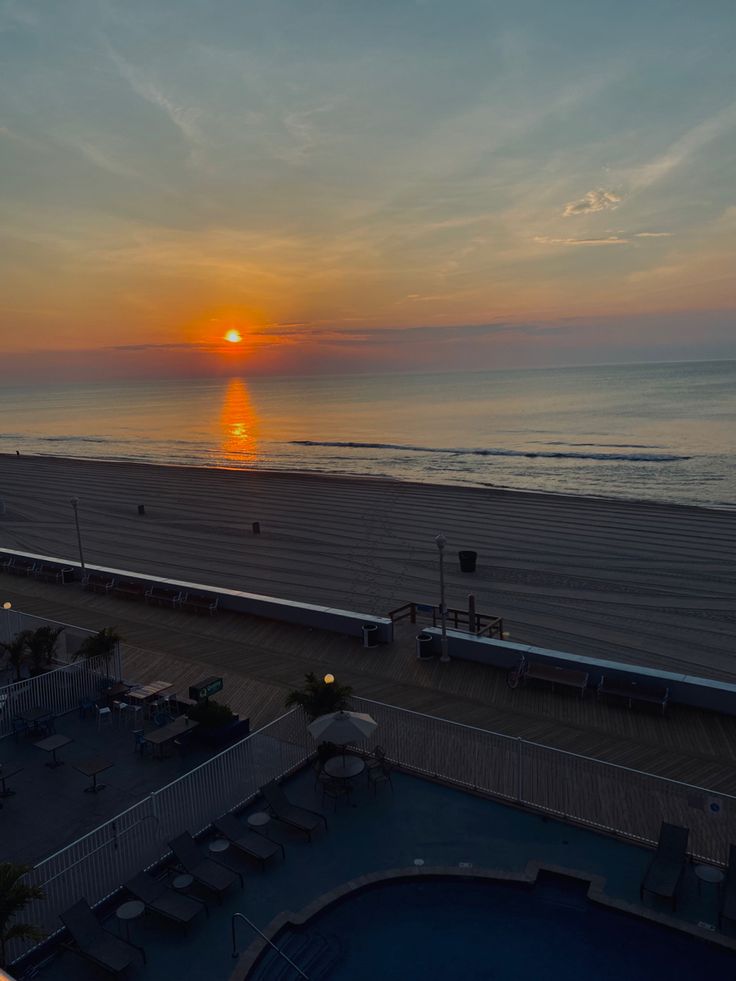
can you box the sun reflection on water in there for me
[219,378,260,464]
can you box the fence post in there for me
[516,738,523,803]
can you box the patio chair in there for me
[125,871,208,927]
[133,729,151,757]
[213,814,285,868]
[260,780,328,839]
[640,822,689,910]
[365,746,387,770]
[368,761,394,795]
[11,717,29,742]
[321,778,353,811]
[719,844,736,928]
[167,832,243,902]
[60,898,146,977]
[78,696,96,719]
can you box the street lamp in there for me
[70,497,86,575]
[434,535,450,663]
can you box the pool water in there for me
[252,875,735,980]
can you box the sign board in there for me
[188,676,224,702]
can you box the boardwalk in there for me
[5,575,736,795]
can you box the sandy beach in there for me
[1,453,735,681]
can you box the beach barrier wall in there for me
[422,627,736,716]
[0,547,394,642]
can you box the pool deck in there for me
[0,706,220,866]
[31,767,736,981]
[5,575,736,795]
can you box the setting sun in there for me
[224,329,242,344]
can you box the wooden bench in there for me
[145,586,183,608]
[523,659,589,696]
[181,592,218,615]
[34,564,74,584]
[597,675,669,714]
[83,573,115,594]
[7,558,37,577]
[112,581,146,601]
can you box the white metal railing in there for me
[0,651,121,740]
[351,695,736,865]
[0,610,94,661]
[10,709,312,964]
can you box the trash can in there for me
[416,632,434,660]
[458,550,478,573]
[362,623,379,649]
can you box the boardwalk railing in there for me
[351,696,736,867]
[388,601,503,637]
[11,709,312,964]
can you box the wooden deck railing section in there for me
[388,601,504,639]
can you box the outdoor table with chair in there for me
[126,681,174,707]
[143,715,199,758]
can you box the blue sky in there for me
[1,0,734,379]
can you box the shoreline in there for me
[2,450,732,515]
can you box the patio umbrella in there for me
[307,710,377,746]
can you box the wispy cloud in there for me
[624,102,736,190]
[107,47,202,146]
[534,235,629,247]
[562,189,621,217]
[633,231,673,238]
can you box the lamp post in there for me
[434,535,450,663]
[70,497,86,575]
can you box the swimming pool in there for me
[249,874,735,980]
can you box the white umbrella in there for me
[308,710,377,745]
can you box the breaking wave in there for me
[289,440,690,462]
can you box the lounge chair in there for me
[640,822,689,910]
[125,871,207,926]
[260,780,328,839]
[167,832,243,902]
[214,814,285,868]
[60,898,145,977]
[719,844,736,928]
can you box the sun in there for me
[224,329,242,344]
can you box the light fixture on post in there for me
[70,497,86,575]
[323,673,335,685]
[434,535,450,663]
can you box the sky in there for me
[1,0,735,381]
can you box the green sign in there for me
[189,676,223,702]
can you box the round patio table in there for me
[116,900,144,941]
[247,811,271,829]
[323,756,365,780]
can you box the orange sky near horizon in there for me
[1,1,735,380]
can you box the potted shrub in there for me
[285,672,353,721]
[186,699,250,748]
[0,862,44,968]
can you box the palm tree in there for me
[25,626,64,675]
[0,632,32,683]
[0,863,44,968]
[74,627,121,676]
[285,672,353,720]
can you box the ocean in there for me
[1,360,735,508]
